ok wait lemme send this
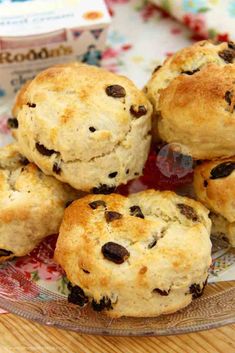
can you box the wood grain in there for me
[0,314,234,353]
[0,282,234,353]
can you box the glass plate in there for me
[0,237,234,336]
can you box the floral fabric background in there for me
[150,0,235,41]
[0,0,234,311]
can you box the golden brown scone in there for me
[55,190,211,318]
[146,40,235,159]
[12,80,31,118]
[12,63,152,192]
[194,158,235,222]
[194,158,235,246]
[210,213,235,247]
[0,143,81,263]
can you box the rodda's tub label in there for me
[0,0,110,106]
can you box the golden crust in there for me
[55,190,211,318]
[0,143,81,263]
[194,157,235,223]
[146,40,235,159]
[12,80,31,118]
[13,63,152,191]
[210,213,235,247]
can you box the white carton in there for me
[0,0,111,107]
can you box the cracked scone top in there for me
[0,143,80,263]
[146,40,235,159]
[194,158,235,246]
[55,190,211,318]
[12,63,152,192]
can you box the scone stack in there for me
[2,57,217,318]
[146,40,235,248]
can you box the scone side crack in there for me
[66,123,134,164]
[31,117,151,169]
[33,123,134,166]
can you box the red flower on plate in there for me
[0,266,39,299]
[14,235,64,282]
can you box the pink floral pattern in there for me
[14,235,64,282]
[183,13,207,40]
[0,114,10,134]
[149,0,235,41]
[102,44,132,72]
[0,266,39,300]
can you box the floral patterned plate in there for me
[0,234,234,336]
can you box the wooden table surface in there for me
[0,314,234,353]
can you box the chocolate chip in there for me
[130,105,147,118]
[68,285,89,306]
[67,281,73,291]
[92,184,116,195]
[65,200,73,208]
[89,127,96,132]
[102,242,130,264]
[153,288,170,296]
[0,249,13,257]
[228,41,235,50]
[218,49,235,63]
[204,180,208,187]
[89,200,106,210]
[177,203,198,222]
[108,172,118,178]
[130,205,144,219]
[7,118,18,129]
[92,296,112,312]
[105,85,126,98]
[181,69,200,75]
[195,160,203,166]
[148,239,157,249]
[225,90,233,105]
[105,211,123,223]
[53,162,61,174]
[35,143,55,156]
[189,281,207,299]
[134,172,139,176]
[153,65,162,74]
[19,155,29,166]
[82,269,90,274]
[126,169,129,174]
[143,86,148,94]
[27,102,36,108]
[210,161,235,179]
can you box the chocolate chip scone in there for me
[146,40,235,159]
[12,63,152,193]
[55,190,211,318]
[194,158,235,246]
[0,143,81,263]
[210,213,235,247]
